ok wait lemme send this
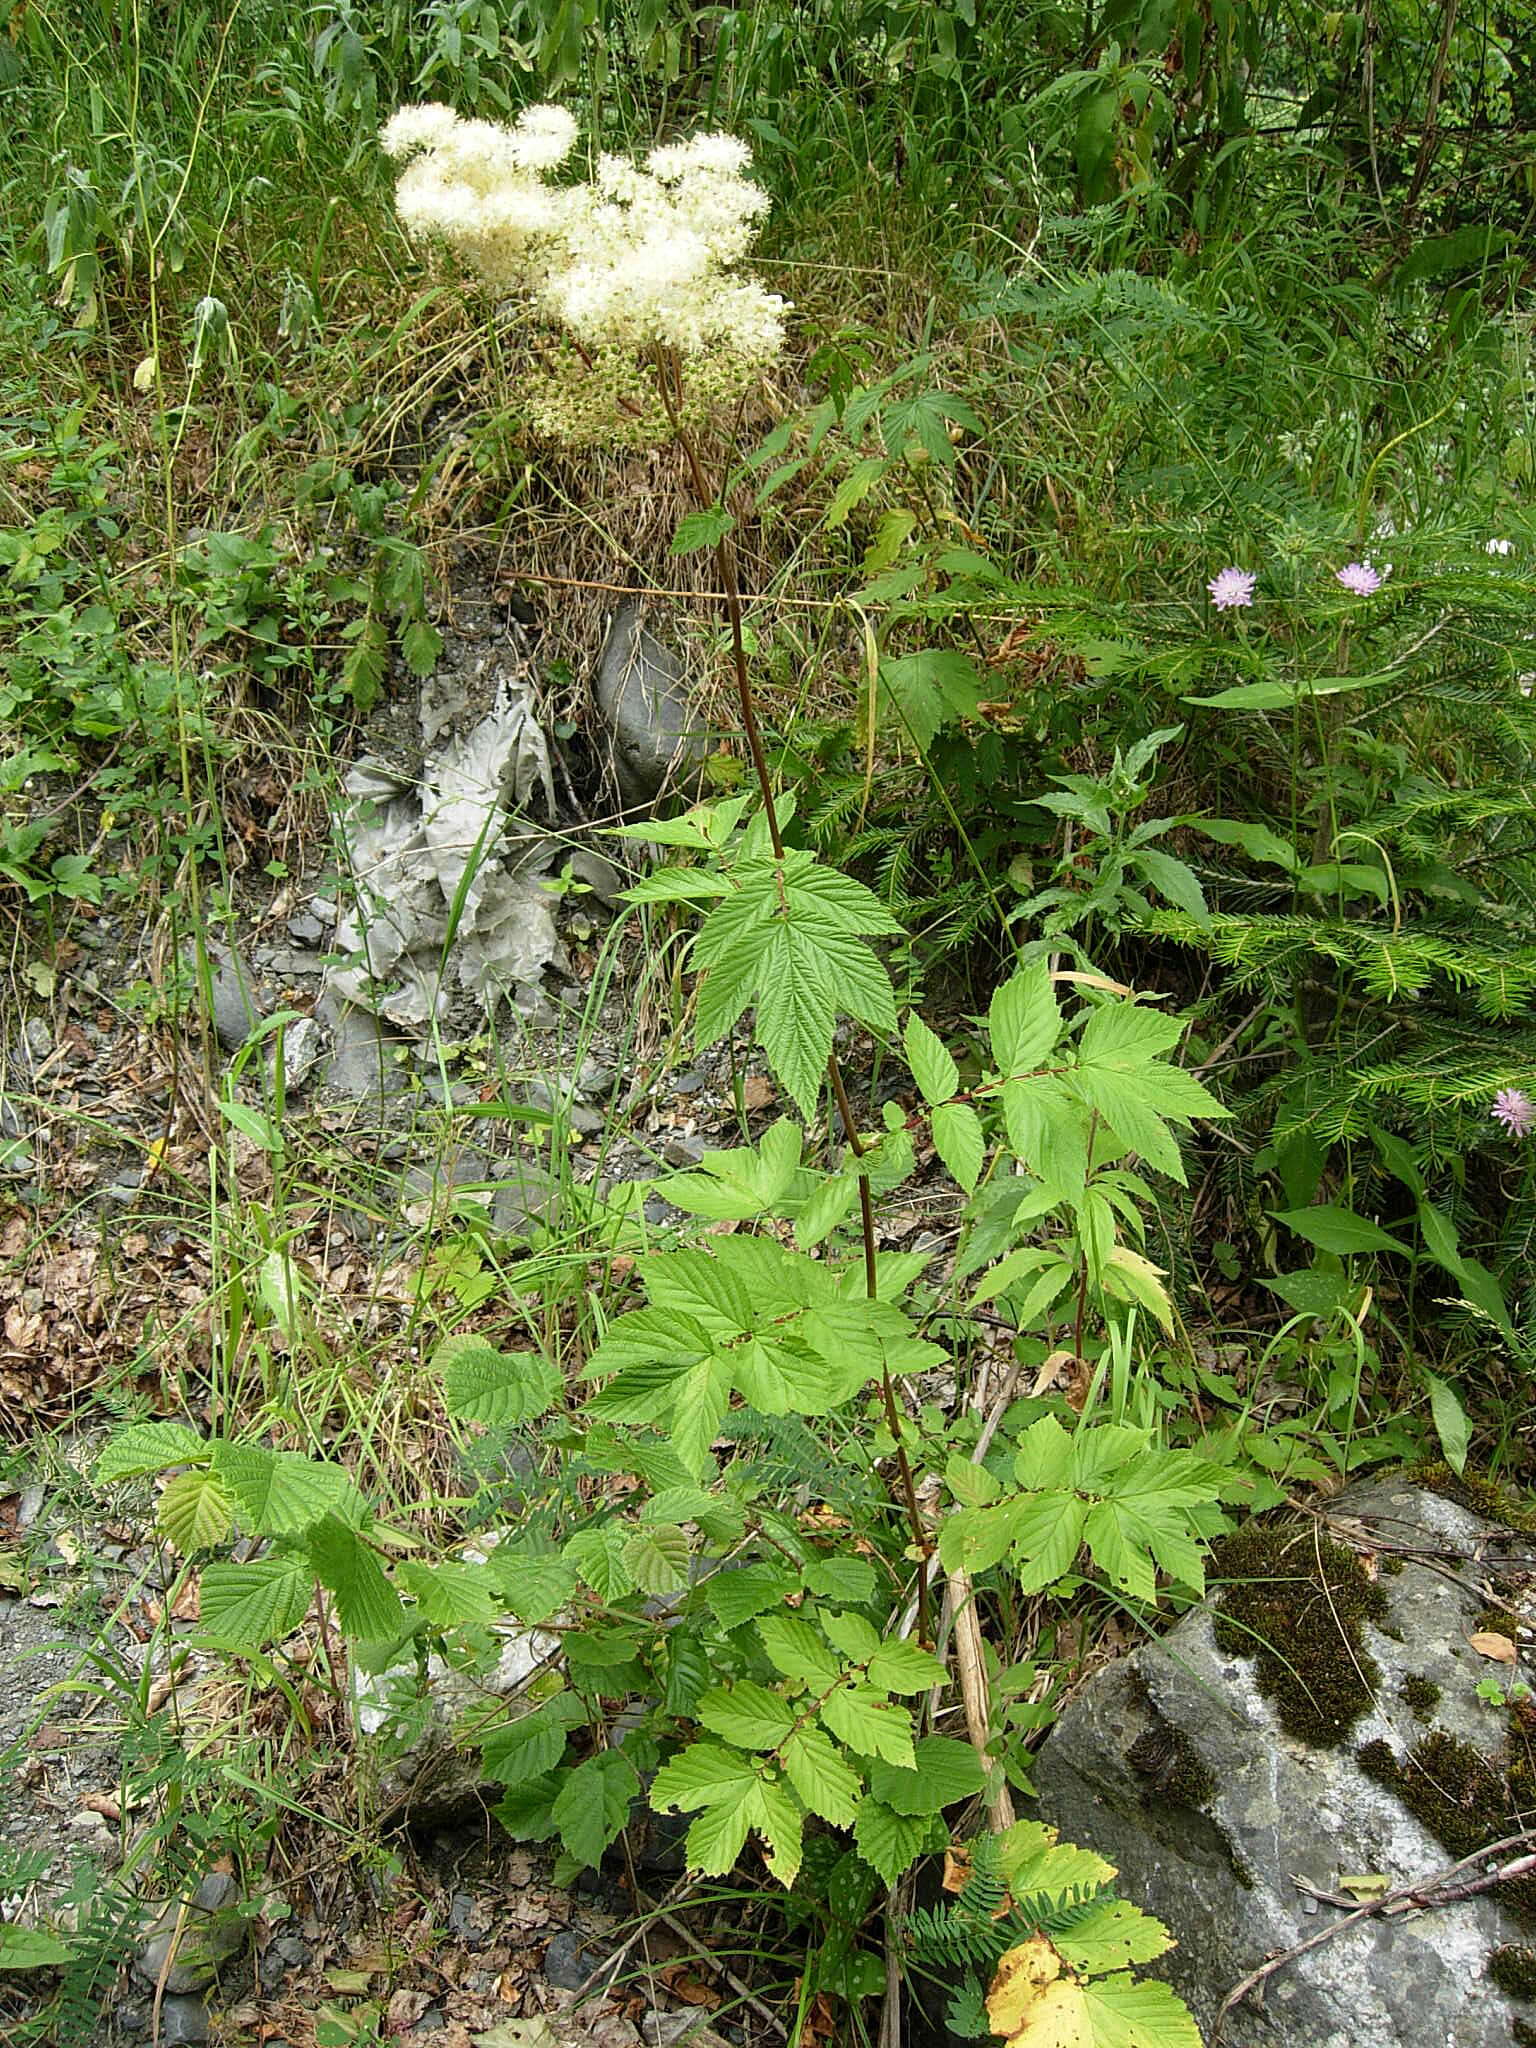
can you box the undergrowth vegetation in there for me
[2,2,1536,2043]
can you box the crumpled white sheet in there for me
[328,659,567,1029]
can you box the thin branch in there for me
[1213,1830,1536,2039]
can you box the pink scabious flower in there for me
[1491,1088,1536,1139]
[1335,560,1387,596]
[1208,566,1256,611]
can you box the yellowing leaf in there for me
[1469,1631,1517,1664]
[1337,1872,1389,1901]
[986,1941,1093,2046]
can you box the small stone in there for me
[287,914,326,945]
[273,1017,323,1094]
[593,603,710,811]
[662,1135,705,1168]
[541,1927,598,1991]
[670,1070,705,1097]
[195,944,264,1051]
[156,1995,210,2045]
[135,1870,248,1994]
[18,1019,51,1075]
[15,1485,44,1529]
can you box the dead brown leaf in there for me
[1470,1630,1518,1664]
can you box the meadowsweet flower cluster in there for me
[381,103,786,445]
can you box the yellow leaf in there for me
[986,1939,1093,2045]
[133,353,158,392]
[1337,1872,1389,1901]
[1469,1630,1517,1663]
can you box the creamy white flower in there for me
[1487,537,1514,556]
[381,101,785,440]
[510,103,579,170]
[380,102,459,159]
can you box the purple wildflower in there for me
[1335,560,1387,596]
[1491,1088,1536,1139]
[1208,566,1256,612]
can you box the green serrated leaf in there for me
[397,1558,499,1626]
[1052,1898,1176,1976]
[781,1724,861,1826]
[852,1799,932,1885]
[757,1613,843,1689]
[822,1686,915,1768]
[481,1545,577,1624]
[698,1681,794,1750]
[904,1013,959,1106]
[306,1516,406,1639]
[551,1749,639,1868]
[989,962,1061,1076]
[478,1694,585,1788]
[652,1741,758,1812]
[198,1558,311,1649]
[932,1100,985,1191]
[866,1736,985,1815]
[621,1523,691,1597]
[564,1523,636,1602]
[867,1637,947,1695]
[211,1443,364,1537]
[96,1422,208,1484]
[435,1334,562,1426]
[703,1561,796,1631]
[671,506,735,555]
[1080,1972,1203,2047]
[157,1469,235,1554]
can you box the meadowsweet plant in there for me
[381,103,786,444]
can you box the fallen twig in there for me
[1213,1830,1536,2039]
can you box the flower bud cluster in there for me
[381,102,785,443]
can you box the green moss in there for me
[1211,1519,1389,1747]
[1399,1673,1441,1720]
[1381,1555,1405,1575]
[1491,1947,1536,2000]
[1126,1723,1216,1810]
[1412,1461,1536,1533]
[1357,1729,1536,1924]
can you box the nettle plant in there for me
[96,108,1224,2044]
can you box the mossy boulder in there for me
[1033,1475,1536,2046]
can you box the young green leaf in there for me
[156,1469,235,1554]
[989,962,1062,1076]
[198,1557,311,1649]
[435,1334,562,1426]
[852,1799,933,1885]
[698,1681,795,1750]
[821,1686,916,1768]
[865,1736,986,1814]
[932,1100,985,1191]
[904,1012,960,1106]
[306,1516,406,1639]
[551,1750,640,1869]
[478,1694,585,1788]
[96,1421,208,1484]
[780,1724,862,1826]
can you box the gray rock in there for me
[274,1016,323,1095]
[1033,1477,1535,2047]
[542,1927,598,1991]
[593,604,710,812]
[662,1135,706,1168]
[287,913,326,945]
[489,1155,560,1237]
[316,996,413,1102]
[194,944,263,1050]
[156,1994,211,2045]
[135,1870,248,1994]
